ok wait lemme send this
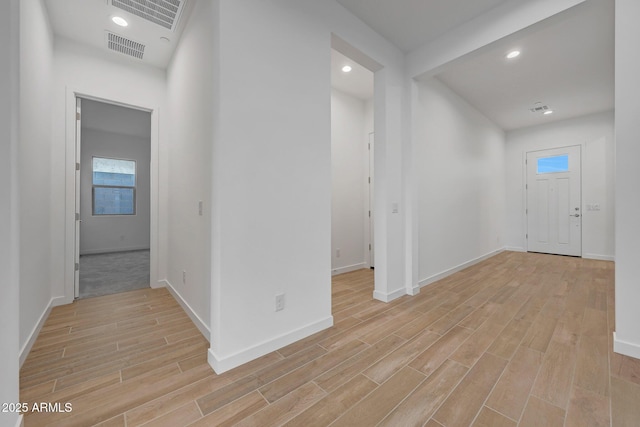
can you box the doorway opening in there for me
[330,47,375,279]
[526,145,582,257]
[75,97,152,298]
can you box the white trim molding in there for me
[20,299,54,367]
[162,279,210,342]
[505,246,526,253]
[373,287,407,303]
[51,296,70,308]
[419,248,504,289]
[331,262,368,276]
[405,285,421,297]
[582,253,615,262]
[208,316,333,374]
[14,414,23,427]
[613,332,640,360]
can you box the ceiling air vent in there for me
[529,103,550,113]
[110,0,186,32]
[106,32,146,59]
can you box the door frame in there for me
[524,144,583,256]
[64,86,161,302]
[366,131,374,268]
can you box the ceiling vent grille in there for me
[106,32,146,59]
[529,104,550,113]
[110,0,186,32]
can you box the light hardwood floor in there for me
[20,251,640,426]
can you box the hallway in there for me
[19,252,640,426]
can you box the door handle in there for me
[570,214,580,217]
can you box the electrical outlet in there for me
[198,201,203,216]
[182,270,186,284]
[275,294,285,312]
[336,248,341,258]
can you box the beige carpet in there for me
[79,250,150,299]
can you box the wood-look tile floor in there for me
[20,251,640,426]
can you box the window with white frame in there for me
[92,157,136,215]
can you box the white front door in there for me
[526,146,582,256]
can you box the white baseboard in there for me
[20,298,54,367]
[504,248,614,262]
[15,414,23,427]
[583,253,615,262]
[79,246,150,256]
[151,278,166,290]
[613,332,640,360]
[406,285,421,296]
[162,279,210,342]
[419,248,504,289]
[208,315,333,374]
[51,295,71,307]
[373,287,407,303]
[331,262,367,276]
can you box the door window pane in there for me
[537,154,569,174]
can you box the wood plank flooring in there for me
[20,251,640,426]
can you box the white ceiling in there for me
[44,0,193,69]
[336,0,511,52]
[331,49,374,101]
[81,99,151,139]
[337,0,614,131]
[45,0,614,132]
[435,0,614,131]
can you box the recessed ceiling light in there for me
[342,65,352,73]
[506,50,521,59]
[544,110,554,115]
[112,16,129,27]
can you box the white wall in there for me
[19,0,55,355]
[415,78,506,285]
[80,128,151,255]
[165,0,214,338]
[403,0,591,296]
[209,0,406,372]
[614,0,640,359]
[505,111,615,260]
[331,89,372,274]
[0,0,21,425]
[50,37,167,303]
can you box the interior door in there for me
[526,145,581,256]
[74,97,82,297]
